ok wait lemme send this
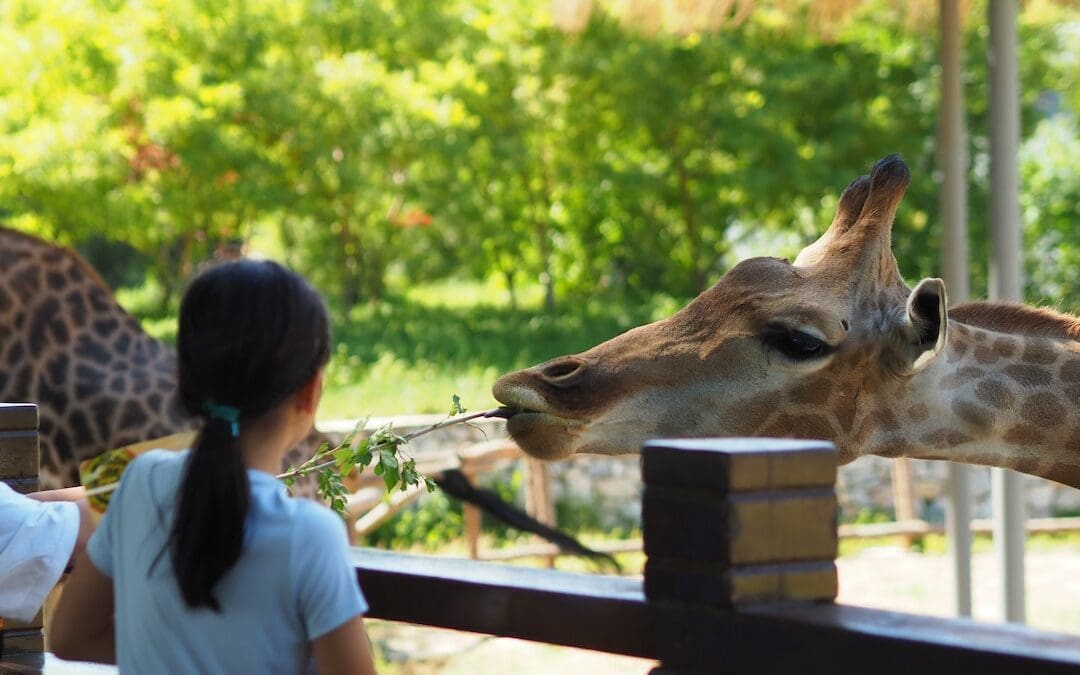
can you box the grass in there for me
[317,278,684,419]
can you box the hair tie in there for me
[203,401,241,438]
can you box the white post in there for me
[987,0,1026,624]
[938,0,972,618]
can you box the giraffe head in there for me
[493,155,949,463]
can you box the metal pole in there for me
[938,0,972,618]
[987,0,1026,624]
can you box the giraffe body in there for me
[0,227,191,489]
[0,227,329,494]
[493,156,1080,488]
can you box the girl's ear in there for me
[295,368,325,414]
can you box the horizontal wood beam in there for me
[353,548,1080,674]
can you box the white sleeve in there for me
[0,482,79,622]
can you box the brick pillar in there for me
[641,438,839,674]
[0,403,45,662]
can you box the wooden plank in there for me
[0,431,38,479]
[643,438,835,491]
[352,548,1080,674]
[0,403,38,432]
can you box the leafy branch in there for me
[279,396,512,516]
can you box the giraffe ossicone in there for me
[493,155,1080,489]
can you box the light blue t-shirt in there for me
[87,449,367,674]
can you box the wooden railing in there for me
[0,403,45,663]
[352,438,1080,674]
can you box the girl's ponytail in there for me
[169,412,249,610]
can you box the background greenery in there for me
[2,0,1078,421]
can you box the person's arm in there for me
[295,506,376,674]
[48,551,115,664]
[311,615,377,675]
[0,483,80,621]
[28,487,94,568]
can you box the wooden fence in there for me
[0,403,45,666]
[352,437,1080,674]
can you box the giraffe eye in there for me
[762,328,833,361]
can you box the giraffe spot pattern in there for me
[119,400,149,429]
[1045,460,1080,488]
[908,402,929,422]
[28,297,62,357]
[872,408,900,431]
[65,291,87,328]
[940,366,982,389]
[993,337,1017,358]
[870,437,912,457]
[46,271,66,291]
[951,400,993,430]
[973,345,999,365]
[946,338,969,363]
[1003,425,1044,446]
[74,336,112,366]
[1020,392,1066,429]
[974,380,1015,410]
[1013,456,1040,475]
[1065,384,1080,405]
[1021,341,1058,366]
[94,318,120,338]
[1002,364,1053,388]
[1061,359,1080,383]
[90,398,118,441]
[44,353,69,387]
[39,386,70,417]
[68,409,96,447]
[11,266,42,300]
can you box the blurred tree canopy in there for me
[0,0,1077,313]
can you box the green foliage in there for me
[283,397,488,517]
[2,1,1077,315]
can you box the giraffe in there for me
[0,227,194,490]
[492,155,1080,489]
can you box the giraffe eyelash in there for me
[760,326,837,362]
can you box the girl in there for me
[51,260,376,674]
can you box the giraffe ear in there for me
[900,278,948,373]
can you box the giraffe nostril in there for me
[540,358,586,383]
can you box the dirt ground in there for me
[369,547,1080,675]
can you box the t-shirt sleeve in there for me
[292,505,368,640]
[0,483,79,621]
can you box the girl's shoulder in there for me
[290,499,350,542]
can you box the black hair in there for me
[167,259,330,611]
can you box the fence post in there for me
[641,438,839,674]
[0,403,44,664]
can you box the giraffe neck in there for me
[902,304,1080,488]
